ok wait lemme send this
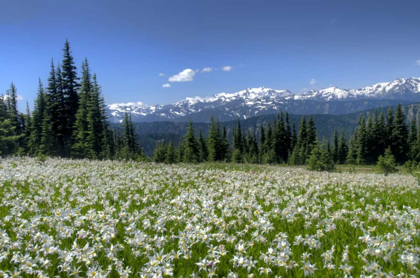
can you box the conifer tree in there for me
[233,117,243,153]
[346,133,358,165]
[221,126,231,162]
[207,116,222,162]
[306,115,317,157]
[408,115,417,160]
[356,116,368,165]
[292,122,297,149]
[285,112,292,160]
[61,40,80,156]
[290,116,308,165]
[72,60,91,158]
[99,94,113,159]
[6,83,21,135]
[391,104,409,163]
[183,120,200,163]
[29,79,45,155]
[86,73,104,158]
[332,128,339,163]
[121,113,140,159]
[386,107,394,148]
[338,130,348,164]
[0,95,18,156]
[198,130,208,162]
[259,125,265,163]
[22,102,31,154]
[165,142,176,164]
[153,142,167,163]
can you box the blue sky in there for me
[1,0,420,109]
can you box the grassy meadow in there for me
[0,158,419,277]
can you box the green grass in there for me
[0,157,418,277]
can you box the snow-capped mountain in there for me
[107,77,420,123]
[296,78,420,101]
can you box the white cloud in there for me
[309,78,317,85]
[202,67,213,72]
[168,69,195,82]
[159,73,165,77]
[1,94,23,101]
[222,66,232,72]
[162,84,171,88]
[416,60,420,66]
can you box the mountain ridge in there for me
[108,77,420,123]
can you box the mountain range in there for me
[107,77,420,123]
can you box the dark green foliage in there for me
[183,121,200,163]
[307,140,335,172]
[390,104,409,163]
[165,142,176,164]
[153,142,167,163]
[61,40,80,156]
[207,116,223,162]
[0,95,18,155]
[29,80,45,155]
[72,60,91,158]
[377,147,398,176]
[198,131,208,162]
[337,131,348,164]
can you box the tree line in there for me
[0,40,417,168]
[152,104,419,170]
[0,40,144,160]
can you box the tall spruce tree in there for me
[72,60,92,158]
[391,104,409,163]
[6,83,20,136]
[61,40,80,156]
[198,130,208,162]
[332,128,339,163]
[337,130,348,164]
[86,73,104,159]
[183,120,200,163]
[165,142,176,164]
[207,116,222,162]
[29,79,46,155]
[356,116,368,165]
[0,95,18,156]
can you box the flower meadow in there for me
[0,158,419,278]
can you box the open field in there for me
[0,158,419,277]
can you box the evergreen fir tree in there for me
[61,40,80,156]
[6,83,21,135]
[221,126,231,162]
[306,115,317,158]
[408,115,417,160]
[292,122,297,149]
[391,103,409,164]
[197,130,208,162]
[72,61,91,158]
[332,128,339,163]
[22,102,31,154]
[207,116,222,162]
[153,142,167,163]
[29,79,46,155]
[165,142,176,164]
[0,95,18,156]
[183,120,200,163]
[259,125,265,163]
[290,116,308,165]
[356,116,368,165]
[86,73,104,159]
[338,130,348,164]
